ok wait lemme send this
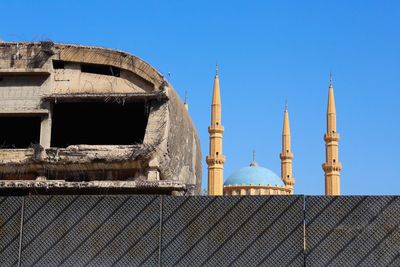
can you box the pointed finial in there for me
[184,90,189,110]
[215,63,218,76]
[250,149,258,166]
[285,98,288,111]
[329,72,333,87]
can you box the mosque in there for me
[206,67,342,196]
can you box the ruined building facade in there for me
[0,42,201,195]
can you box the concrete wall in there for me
[0,42,201,194]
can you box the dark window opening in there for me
[81,63,120,77]
[0,116,41,148]
[0,75,47,87]
[216,152,219,155]
[46,169,139,182]
[52,60,65,69]
[51,102,149,147]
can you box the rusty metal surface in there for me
[0,196,22,267]
[306,196,400,267]
[160,196,304,267]
[19,195,160,266]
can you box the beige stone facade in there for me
[224,184,291,196]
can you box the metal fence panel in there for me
[160,196,304,267]
[306,196,400,267]
[20,195,161,267]
[0,197,22,267]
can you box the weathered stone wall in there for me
[162,87,201,193]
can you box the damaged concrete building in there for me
[0,42,201,195]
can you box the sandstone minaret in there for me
[280,103,295,194]
[322,75,342,195]
[206,65,225,196]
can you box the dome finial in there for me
[250,149,258,167]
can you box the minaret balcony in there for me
[206,155,226,165]
[208,125,224,134]
[280,152,293,160]
[322,162,342,172]
[283,177,295,186]
[324,132,340,142]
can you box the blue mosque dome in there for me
[224,159,284,187]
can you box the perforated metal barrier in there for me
[0,197,22,267]
[3,195,400,267]
[0,195,304,266]
[20,195,160,266]
[160,196,304,266]
[305,196,400,267]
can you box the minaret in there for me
[280,102,295,194]
[206,65,225,196]
[322,75,342,195]
[184,91,189,111]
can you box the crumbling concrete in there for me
[0,42,201,195]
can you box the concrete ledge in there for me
[0,179,187,190]
[0,69,50,75]
[0,109,49,114]
[41,92,168,102]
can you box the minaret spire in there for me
[184,90,189,110]
[285,98,288,111]
[323,74,342,195]
[280,102,295,194]
[206,65,225,196]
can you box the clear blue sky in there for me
[2,1,400,195]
